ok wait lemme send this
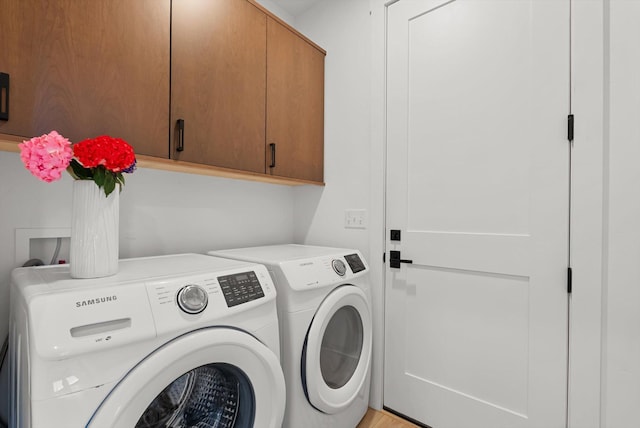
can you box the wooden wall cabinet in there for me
[0,0,325,185]
[171,0,267,174]
[266,17,325,183]
[0,0,170,158]
[172,1,326,183]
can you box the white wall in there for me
[254,0,295,25]
[0,151,295,342]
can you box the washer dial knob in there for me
[332,259,347,276]
[177,284,208,314]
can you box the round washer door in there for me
[304,285,372,414]
[87,327,285,428]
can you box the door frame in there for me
[367,1,605,427]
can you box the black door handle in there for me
[389,250,413,269]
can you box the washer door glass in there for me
[88,328,285,428]
[320,306,363,389]
[304,285,372,414]
[136,363,253,428]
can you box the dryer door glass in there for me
[303,285,372,414]
[320,306,363,389]
[136,363,254,428]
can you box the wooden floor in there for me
[356,408,422,428]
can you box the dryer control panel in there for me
[344,253,366,273]
[278,251,369,291]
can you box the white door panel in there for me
[384,0,570,427]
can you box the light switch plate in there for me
[345,209,367,229]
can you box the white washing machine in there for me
[209,245,372,428]
[8,253,285,428]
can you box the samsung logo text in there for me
[76,296,118,308]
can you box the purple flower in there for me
[122,159,137,174]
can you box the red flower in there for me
[73,135,136,172]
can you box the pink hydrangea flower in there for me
[19,131,73,182]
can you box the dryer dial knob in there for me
[177,285,208,314]
[332,259,347,276]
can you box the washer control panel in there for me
[218,270,265,307]
[177,284,209,314]
[145,263,275,334]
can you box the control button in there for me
[332,259,347,276]
[177,285,208,314]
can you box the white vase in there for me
[70,180,119,279]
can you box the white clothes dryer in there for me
[8,253,285,428]
[209,245,372,428]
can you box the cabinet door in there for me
[171,0,267,173]
[266,18,325,183]
[0,1,170,158]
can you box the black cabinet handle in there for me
[269,143,276,168]
[176,119,185,152]
[0,72,9,121]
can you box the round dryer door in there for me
[87,328,285,428]
[303,285,372,414]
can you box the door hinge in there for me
[567,267,573,294]
[383,252,386,263]
[568,114,574,142]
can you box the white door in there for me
[88,328,286,428]
[384,1,570,427]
